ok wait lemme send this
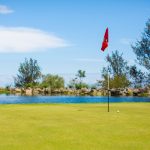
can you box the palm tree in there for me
[76,70,86,85]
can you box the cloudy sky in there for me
[0,0,149,86]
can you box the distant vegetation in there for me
[14,58,41,88]
[100,50,130,89]
[1,18,149,96]
[68,70,88,89]
[40,74,65,90]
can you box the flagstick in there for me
[107,67,110,112]
[101,27,109,112]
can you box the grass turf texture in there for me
[0,103,150,150]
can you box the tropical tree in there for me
[110,75,130,89]
[106,50,129,76]
[14,58,41,88]
[100,50,130,89]
[129,65,145,88]
[75,70,88,89]
[132,18,150,86]
[41,74,65,90]
[145,73,150,87]
[76,70,86,84]
[68,78,77,89]
[68,70,88,89]
[100,70,130,89]
[132,18,150,71]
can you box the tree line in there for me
[14,19,150,90]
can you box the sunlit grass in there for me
[0,103,150,150]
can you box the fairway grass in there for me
[0,103,150,150]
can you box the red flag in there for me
[101,28,109,51]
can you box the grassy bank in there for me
[0,103,150,150]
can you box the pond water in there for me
[0,94,150,104]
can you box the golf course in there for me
[0,103,150,150]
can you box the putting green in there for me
[0,103,150,150]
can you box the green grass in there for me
[0,103,150,150]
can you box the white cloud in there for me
[0,5,14,14]
[0,27,68,53]
[120,38,134,45]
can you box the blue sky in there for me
[0,0,150,86]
